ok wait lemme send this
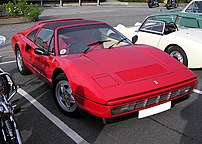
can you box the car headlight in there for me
[92,74,118,89]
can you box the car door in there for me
[136,32,162,48]
[34,28,56,83]
[21,28,41,75]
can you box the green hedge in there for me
[0,0,42,20]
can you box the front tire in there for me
[147,0,153,8]
[166,46,188,67]
[174,3,178,8]
[16,48,30,75]
[53,73,79,117]
[1,118,22,144]
[148,3,153,8]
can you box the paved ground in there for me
[1,5,202,144]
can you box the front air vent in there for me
[115,64,168,82]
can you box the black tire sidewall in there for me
[148,1,153,8]
[167,46,188,67]
[53,73,79,117]
[16,48,30,75]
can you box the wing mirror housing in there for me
[0,35,6,45]
[34,48,50,56]
[132,35,138,44]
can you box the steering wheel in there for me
[68,41,86,54]
[168,22,179,31]
[68,41,79,48]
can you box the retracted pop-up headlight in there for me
[92,74,119,89]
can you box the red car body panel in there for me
[11,18,197,118]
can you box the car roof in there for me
[39,18,106,30]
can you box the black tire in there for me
[147,0,153,8]
[1,120,20,144]
[174,3,178,8]
[16,48,31,75]
[166,46,188,67]
[166,5,171,10]
[0,131,5,144]
[53,73,80,117]
[148,3,153,8]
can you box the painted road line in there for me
[17,88,89,144]
[193,89,202,95]
[0,60,16,65]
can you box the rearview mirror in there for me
[132,35,138,44]
[34,48,50,56]
[0,36,6,45]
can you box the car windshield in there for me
[57,24,132,55]
[139,19,165,34]
[185,1,202,13]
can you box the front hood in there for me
[171,28,202,43]
[85,45,172,83]
[66,45,196,105]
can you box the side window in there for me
[27,28,39,42]
[199,19,202,28]
[193,1,202,13]
[49,36,55,54]
[185,2,194,13]
[176,17,198,28]
[35,28,54,52]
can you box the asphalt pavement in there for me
[0,5,202,144]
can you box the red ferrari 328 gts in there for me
[12,18,197,120]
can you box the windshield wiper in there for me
[83,40,111,54]
[108,38,128,49]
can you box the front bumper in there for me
[76,79,196,118]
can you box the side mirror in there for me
[34,48,50,56]
[0,36,6,45]
[132,35,138,44]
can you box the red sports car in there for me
[12,18,197,120]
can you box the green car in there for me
[152,0,202,28]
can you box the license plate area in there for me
[138,101,171,119]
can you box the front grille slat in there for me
[159,94,169,102]
[111,85,194,115]
[135,101,145,109]
[146,97,157,106]
[132,86,192,111]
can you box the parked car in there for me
[12,18,197,121]
[115,15,202,68]
[154,0,202,28]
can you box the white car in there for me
[115,16,202,68]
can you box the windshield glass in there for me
[57,24,132,55]
[140,19,165,34]
[185,1,202,13]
